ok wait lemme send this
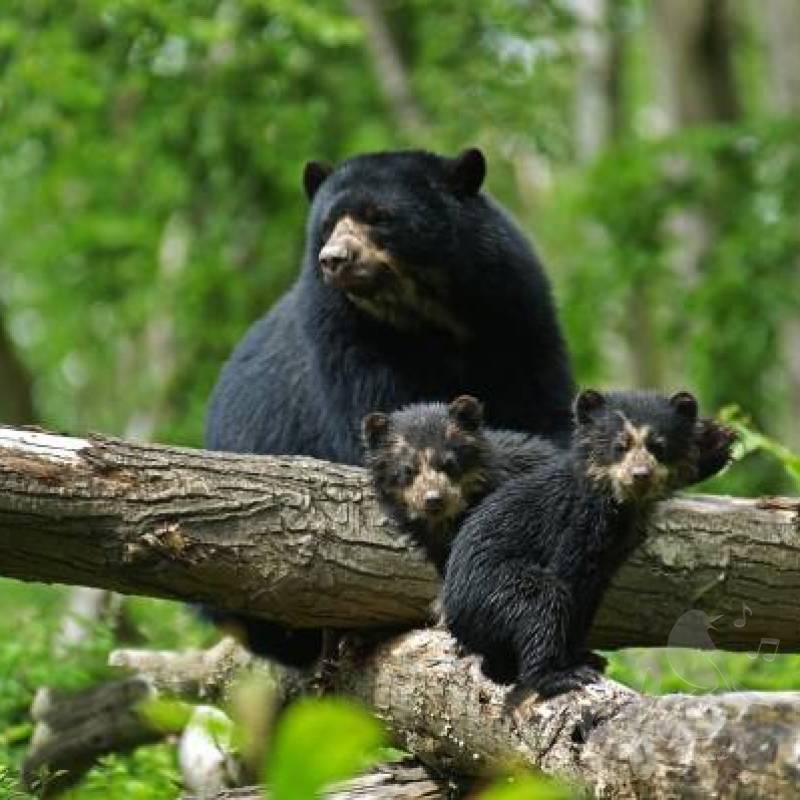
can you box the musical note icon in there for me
[747,637,779,662]
[733,603,752,629]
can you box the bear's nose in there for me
[631,465,652,483]
[318,241,352,274]
[424,490,445,513]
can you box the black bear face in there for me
[576,389,698,502]
[301,149,486,334]
[362,396,489,525]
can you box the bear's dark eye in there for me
[362,205,392,225]
[648,436,666,460]
[612,439,628,458]
[439,453,461,477]
[393,464,415,486]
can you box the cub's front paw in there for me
[581,650,608,673]
[532,665,600,699]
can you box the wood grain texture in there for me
[334,629,800,798]
[1,426,799,652]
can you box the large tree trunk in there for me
[0,425,798,652]
[651,0,739,128]
[755,0,800,452]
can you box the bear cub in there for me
[363,395,558,576]
[443,389,734,698]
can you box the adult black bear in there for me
[443,389,735,698]
[205,148,575,665]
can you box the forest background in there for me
[0,0,799,796]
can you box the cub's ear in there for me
[575,389,606,424]
[446,148,486,196]
[362,412,390,448]
[669,391,698,421]
[448,395,484,432]
[303,161,333,201]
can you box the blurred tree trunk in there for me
[649,0,741,395]
[573,0,623,160]
[651,0,739,128]
[756,0,800,450]
[0,307,36,425]
[347,0,427,138]
[572,0,666,388]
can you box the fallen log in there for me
[22,678,161,794]
[183,760,454,800]
[105,633,800,797]
[333,629,800,798]
[0,425,798,651]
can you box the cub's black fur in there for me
[363,396,557,575]
[443,389,733,698]
[204,148,575,666]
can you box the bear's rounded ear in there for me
[362,412,389,448]
[575,389,606,424]
[446,148,486,196]
[448,395,484,432]
[303,161,333,201]
[669,391,698,421]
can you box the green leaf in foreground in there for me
[265,697,385,800]
[137,698,194,735]
[481,772,579,800]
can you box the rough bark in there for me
[185,761,454,800]
[113,632,800,798]
[22,678,161,793]
[109,637,264,702]
[23,640,256,792]
[332,629,800,798]
[1,426,799,652]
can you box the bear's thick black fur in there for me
[362,396,559,576]
[443,389,733,698]
[204,148,575,666]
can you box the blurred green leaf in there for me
[137,698,194,735]
[265,697,385,800]
[481,772,578,800]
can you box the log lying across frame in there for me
[0,425,798,651]
[3,422,800,795]
[118,636,800,797]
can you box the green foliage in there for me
[480,773,579,799]
[542,120,800,495]
[607,648,800,696]
[62,745,181,800]
[721,406,800,489]
[138,698,195,736]
[265,697,385,800]
[0,1,799,795]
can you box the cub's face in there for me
[576,389,699,503]
[362,396,489,528]
[300,149,486,337]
